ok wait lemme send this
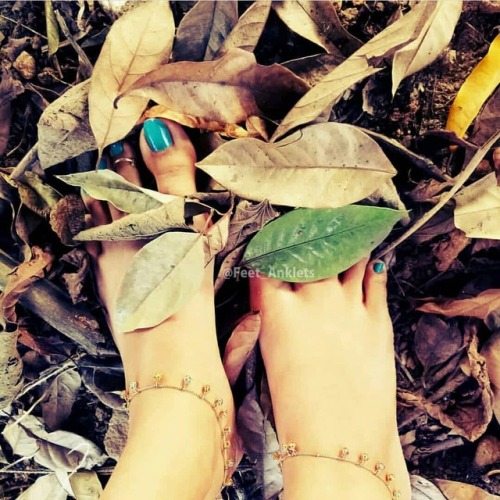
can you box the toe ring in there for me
[113,157,136,167]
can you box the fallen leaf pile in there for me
[0,1,499,498]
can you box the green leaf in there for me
[242,206,405,283]
[45,0,59,57]
[114,232,205,333]
[57,170,175,213]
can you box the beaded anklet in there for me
[274,443,401,499]
[121,374,235,492]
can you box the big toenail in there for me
[144,118,173,152]
[373,262,385,274]
[109,141,124,157]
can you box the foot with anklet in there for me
[251,258,412,499]
[84,118,241,500]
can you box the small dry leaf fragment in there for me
[45,0,59,56]
[481,331,500,388]
[0,329,23,409]
[69,471,103,499]
[104,409,128,460]
[223,311,261,385]
[121,48,309,124]
[434,479,499,500]
[59,248,90,304]
[13,51,36,80]
[49,194,86,245]
[468,88,500,147]
[473,434,500,468]
[282,53,345,86]
[446,34,500,139]
[0,246,53,325]
[432,228,470,272]
[0,70,24,156]
[88,0,174,154]
[172,0,238,62]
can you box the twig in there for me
[0,14,47,39]
[9,144,38,181]
[375,130,500,259]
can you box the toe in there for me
[340,257,369,300]
[140,118,197,195]
[363,260,388,311]
[249,274,292,311]
[294,274,341,300]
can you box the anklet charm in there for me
[121,374,235,494]
[274,442,401,499]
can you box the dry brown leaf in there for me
[49,194,86,246]
[481,331,500,388]
[172,0,238,62]
[469,87,500,147]
[143,105,249,138]
[223,311,261,385]
[120,48,309,124]
[472,239,500,253]
[0,328,23,409]
[473,435,500,468]
[407,179,450,203]
[282,53,345,86]
[0,70,24,156]
[0,247,53,325]
[417,289,500,320]
[88,0,174,154]
[272,0,460,141]
[432,228,471,272]
[272,0,361,56]
[59,249,90,305]
[245,116,269,141]
[104,409,128,460]
[16,172,61,218]
[434,479,500,499]
[216,1,271,57]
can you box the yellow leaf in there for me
[88,0,174,155]
[446,34,500,138]
[45,0,59,57]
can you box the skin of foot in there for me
[84,119,240,500]
[250,259,411,500]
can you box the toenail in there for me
[109,141,124,157]
[144,118,173,152]
[373,262,385,274]
[97,158,107,170]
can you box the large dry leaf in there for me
[272,0,361,56]
[469,88,500,147]
[417,289,500,320]
[197,122,396,208]
[434,479,500,500]
[446,34,500,139]
[17,474,67,500]
[114,232,205,333]
[272,0,456,141]
[172,0,238,62]
[88,0,174,154]
[120,48,310,124]
[2,412,107,472]
[38,80,96,168]
[223,311,261,385]
[0,329,23,409]
[391,0,462,96]
[410,475,447,500]
[454,172,500,239]
[216,1,271,57]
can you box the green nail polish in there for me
[109,141,124,157]
[144,118,173,152]
[373,262,385,274]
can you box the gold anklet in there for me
[121,374,235,491]
[274,443,401,499]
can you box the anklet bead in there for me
[213,398,224,408]
[375,462,385,474]
[339,447,349,459]
[358,453,369,465]
[386,473,395,483]
[200,385,211,398]
[393,490,401,499]
[182,375,192,389]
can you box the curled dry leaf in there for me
[114,232,205,333]
[49,194,86,245]
[0,70,24,157]
[88,0,174,154]
[272,0,461,141]
[454,172,500,239]
[434,479,499,500]
[197,122,397,208]
[431,228,470,272]
[223,311,261,385]
[69,471,103,499]
[272,0,361,56]
[481,331,500,388]
[473,434,500,468]
[172,0,238,62]
[17,473,67,500]
[143,105,249,138]
[446,34,500,139]
[1,246,53,325]
[59,248,90,304]
[216,1,271,57]
[16,172,61,219]
[243,206,405,282]
[120,48,310,124]
[468,88,500,147]
[38,80,96,168]
[391,0,462,96]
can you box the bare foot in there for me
[250,259,411,499]
[84,118,240,498]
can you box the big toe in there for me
[140,118,197,196]
[363,260,389,313]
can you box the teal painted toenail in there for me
[97,158,107,170]
[373,262,385,274]
[109,141,124,157]
[144,118,173,152]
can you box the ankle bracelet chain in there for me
[274,443,401,499]
[121,374,235,491]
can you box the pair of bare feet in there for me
[85,119,411,499]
